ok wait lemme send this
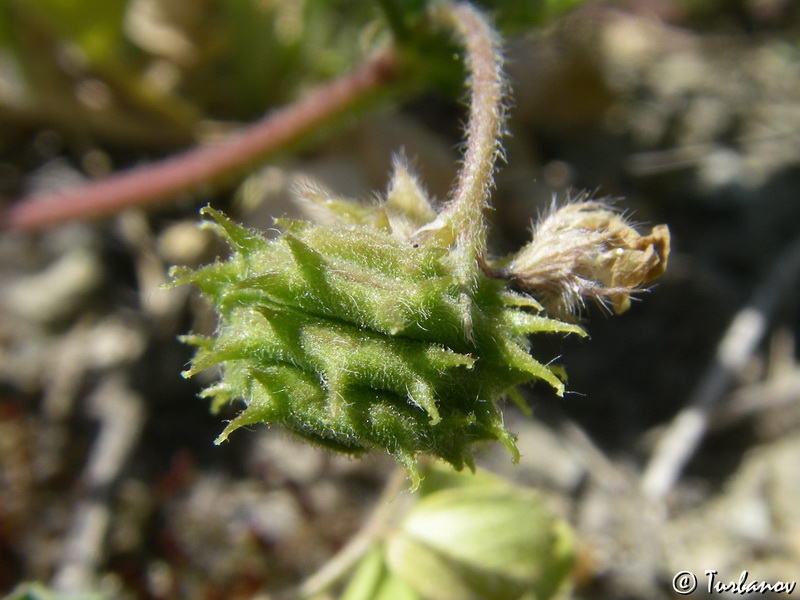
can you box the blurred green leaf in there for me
[13,0,127,63]
[1,583,107,600]
[480,0,590,34]
[341,545,422,600]
[386,466,575,600]
[213,0,385,117]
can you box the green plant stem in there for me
[1,47,399,232]
[424,1,507,284]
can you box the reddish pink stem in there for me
[3,48,398,232]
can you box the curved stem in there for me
[426,2,507,282]
[2,47,399,232]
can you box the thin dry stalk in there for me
[641,234,800,501]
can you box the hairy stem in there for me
[425,2,507,284]
[2,47,399,232]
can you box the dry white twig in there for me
[51,374,145,593]
[641,234,800,501]
[710,368,800,432]
[292,467,411,600]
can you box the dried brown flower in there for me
[504,200,670,317]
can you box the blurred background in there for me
[2,0,800,598]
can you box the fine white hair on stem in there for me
[417,2,509,288]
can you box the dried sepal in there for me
[294,180,392,230]
[504,199,670,317]
[295,156,438,241]
[383,157,438,240]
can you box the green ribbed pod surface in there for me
[171,192,584,487]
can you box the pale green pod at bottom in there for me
[340,466,575,600]
[385,471,575,600]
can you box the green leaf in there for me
[474,0,590,35]
[386,469,575,600]
[15,0,127,63]
[341,546,422,600]
[2,583,108,600]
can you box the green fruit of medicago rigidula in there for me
[169,159,586,489]
[169,2,667,489]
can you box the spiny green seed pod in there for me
[171,174,584,487]
[169,2,595,489]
